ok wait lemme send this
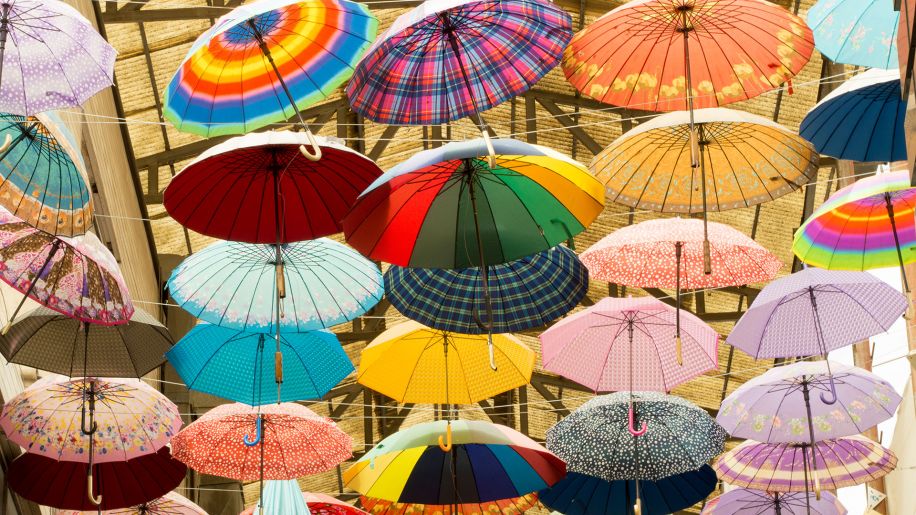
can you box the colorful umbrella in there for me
[344,420,565,504]
[167,323,353,405]
[562,0,813,110]
[0,0,116,115]
[0,208,133,328]
[0,306,173,378]
[540,466,718,515]
[58,492,207,515]
[164,0,378,143]
[357,321,535,404]
[7,447,186,512]
[799,68,906,162]
[385,245,588,334]
[546,392,727,481]
[163,131,383,244]
[807,0,899,70]
[359,494,538,515]
[540,296,718,393]
[793,170,916,289]
[714,435,897,494]
[702,488,847,515]
[243,486,369,515]
[0,111,93,236]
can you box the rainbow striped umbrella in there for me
[793,170,916,290]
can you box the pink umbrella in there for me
[58,491,207,515]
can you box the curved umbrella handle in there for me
[819,375,838,405]
[87,468,102,506]
[243,415,263,447]
[0,133,11,154]
[299,129,322,161]
[437,423,453,452]
[628,405,648,437]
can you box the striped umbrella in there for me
[807,0,899,70]
[359,494,538,515]
[702,488,847,515]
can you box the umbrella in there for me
[243,485,369,515]
[385,245,588,334]
[0,306,173,378]
[799,68,906,163]
[562,0,813,111]
[702,488,847,515]
[546,392,726,482]
[164,0,378,145]
[806,0,899,70]
[714,435,897,494]
[357,321,535,405]
[344,420,565,505]
[540,296,719,393]
[359,495,538,515]
[346,0,571,154]
[540,466,718,515]
[167,323,353,405]
[163,131,383,244]
[58,492,207,515]
[0,111,93,236]
[793,170,916,290]
[245,479,310,515]
[7,447,187,512]
[0,0,116,115]
[0,207,134,328]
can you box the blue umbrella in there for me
[799,68,905,163]
[250,480,310,515]
[166,324,353,405]
[540,466,718,515]
[807,0,899,70]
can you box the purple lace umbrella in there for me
[702,488,847,515]
[727,267,906,404]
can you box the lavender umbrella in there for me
[702,488,847,515]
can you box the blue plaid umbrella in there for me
[166,324,353,405]
[385,245,587,334]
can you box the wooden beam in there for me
[535,97,603,154]
[102,2,424,22]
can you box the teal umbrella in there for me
[250,480,310,515]
[807,0,899,69]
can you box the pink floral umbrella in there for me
[58,491,207,515]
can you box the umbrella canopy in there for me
[385,245,587,334]
[167,323,353,405]
[717,360,901,443]
[58,492,207,515]
[540,296,718,393]
[0,0,116,115]
[8,447,186,512]
[591,108,818,213]
[562,0,813,110]
[163,0,377,137]
[0,306,173,378]
[702,488,847,515]
[163,131,383,244]
[344,420,565,504]
[243,486,369,515]
[0,111,93,236]
[344,138,604,269]
[799,68,905,162]
[171,402,352,481]
[346,0,572,126]
[0,207,133,326]
[728,267,907,359]
[714,435,897,492]
[357,321,535,404]
[540,466,718,515]
[807,0,899,70]
[359,494,537,515]
[0,375,182,463]
[546,392,727,481]
[245,479,310,515]
[167,238,383,333]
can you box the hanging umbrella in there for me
[0,306,173,378]
[7,447,186,512]
[714,435,897,494]
[793,170,916,290]
[167,323,353,405]
[244,479,310,515]
[164,0,378,145]
[562,0,813,111]
[799,68,905,163]
[540,466,718,515]
[702,488,847,515]
[0,111,93,236]
[357,321,535,404]
[58,491,207,515]
[344,420,565,505]
[807,0,899,70]
[0,207,134,328]
[385,245,588,334]
[0,0,116,115]
[540,296,719,393]
[359,494,538,515]
[163,131,383,244]
[243,486,369,515]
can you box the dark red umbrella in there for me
[8,447,186,511]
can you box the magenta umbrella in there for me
[702,488,847,515]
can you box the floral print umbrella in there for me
[58,491,207,515]
[807,0,899,70]
[0,375,181,463]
